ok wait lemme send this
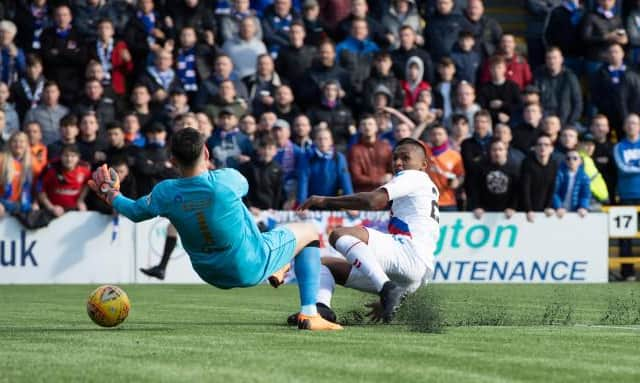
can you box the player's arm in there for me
[298,189,389,211]
[111,193,159,222]
[88,164,159,222]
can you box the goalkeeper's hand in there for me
[88,164,121,205]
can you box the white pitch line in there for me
[575,324,640,331]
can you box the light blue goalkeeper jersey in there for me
[112,168,295,288]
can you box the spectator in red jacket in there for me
[348,114,393,192]
[88,18,134,97]
[480,34,532,90]
[38,143,91,217]
[400,56,431,111]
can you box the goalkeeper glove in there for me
[88,164,121,204]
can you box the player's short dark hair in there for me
[395,137,427,157]
[169,127,205,167]
[60,114,78,128]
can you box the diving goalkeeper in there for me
[88,128,341,331]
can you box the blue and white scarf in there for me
[147,66,175,91]
[97,40,114,82]
[31,4,48,49]
[177,47,198,92]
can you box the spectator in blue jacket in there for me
[614,113,640,280]
[553,148,591,218]
[296,126,353,204]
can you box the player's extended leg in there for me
[329,227,406,323]
[282,222,343,331]
[140,224,178,280]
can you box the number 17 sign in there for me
[608,206,639,238]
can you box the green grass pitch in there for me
[1,284,639,383]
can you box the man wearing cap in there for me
[207,107,253,169]
[577,131,609,205]
[0,20,26,86]
[534,46,582,128]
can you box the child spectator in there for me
[24,121,47,177]
[239,135,284,211]
[451,30,481,84]
[297,127,353,204]
[38,143,90,217]
[553,148,591,218]
[400,56,431,111]
[0,132,37,217]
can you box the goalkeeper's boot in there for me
[287,303,337,326]
[379,281,407,323]
[267,263,291,288]
[297,313,343,331]
[139,265,165,280]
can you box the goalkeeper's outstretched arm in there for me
[88,164,159,223]
[111,194,159,223]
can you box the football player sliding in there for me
[88,128,344,330]
[271,138,440,324]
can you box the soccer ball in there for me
[86,285,131,328]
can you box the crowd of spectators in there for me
[0,0,640,277]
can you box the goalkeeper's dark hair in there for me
[170,127,205,167]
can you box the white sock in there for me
[335,235,389,292]
[316,264,335,307]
